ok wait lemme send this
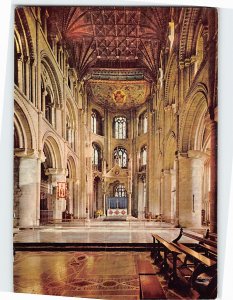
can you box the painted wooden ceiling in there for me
[46,7,171,109]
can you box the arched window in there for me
[92,143,102,171]
[114,184,127,197]
[140,145,147,171]
[45,89,53,124]
[113,116,127,139]
[91,110,103,135]
[138,111,148,135]
[114,147,128,168]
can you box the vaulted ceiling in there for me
[47,7,170,78]
[47,7,171,110]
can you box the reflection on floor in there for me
[14,251,198,300]
[14,224,205,244]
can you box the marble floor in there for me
[14,220,206,244]
[13,222,207,299]
[14,251,199,300]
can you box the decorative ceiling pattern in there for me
[88,79,150,110]
[47,7,170,80]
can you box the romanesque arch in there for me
[42,133,63,169]
[180,84,208,152]
[41,52,63,108]
[14,101,35,150]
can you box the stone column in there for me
[179,61,185,104]
[24,56,30,99]
[66,178,74,214]
[128,193,132,216]
[208,120,217,233]
[15,149,40,228]
[170,169,176,224]
[17,54,23,91]
[45,168,67,222]
[72,179,79,219]
[163,169,172,222]
[30,59,36,105]
[178,150,208,228]
[103,193,106,216]
[160,172,164,215]
[137,176,145,219]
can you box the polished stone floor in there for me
[14,220,205,244]
[13,221,206,299]
[14,251,199,299]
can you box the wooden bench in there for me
[138,258,166,299]
[138,259,156,274]
[151,234,182,284]
[205,229,217,242]
[139,274,166,299]
[171,242,217,287]
[197,243,217,257]
[193,272,217,299]
[173,228,217,253]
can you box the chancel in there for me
[13,6,217,300]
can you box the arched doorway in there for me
[40,135,64,224]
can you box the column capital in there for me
[45,168,68,176]
[179,60,185,70]
[14,148,38,159]
[163,169,171,176]
[188,150,209,160]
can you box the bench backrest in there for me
[171,242,216,267]
[173,228,217,248]
[152,234,181,255]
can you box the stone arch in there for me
[16,8,35,60]
[67,155,77,179]
[138,109,148,135]
[14,101,35,149]
[92,141,102,171]
[14,29,22,55]
[91,108,104,136]
[42,133,63,169]
[66,98,77,148]
[15,10,29,59]
[92,139,104,153]
[66,98,77,127]
[164,53,178,106]
[180,85,208,152]
[179,8,202,62]
[41,52,63,107]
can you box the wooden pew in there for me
[197,243,217,257]
[139,274,166,299]
[173,228,217,258]
[138,259,167,299]
[151,234,182,285]
[151,232,217,297]
[171,242,217,288]
[205,229,217,242]
[193,272,217,299]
